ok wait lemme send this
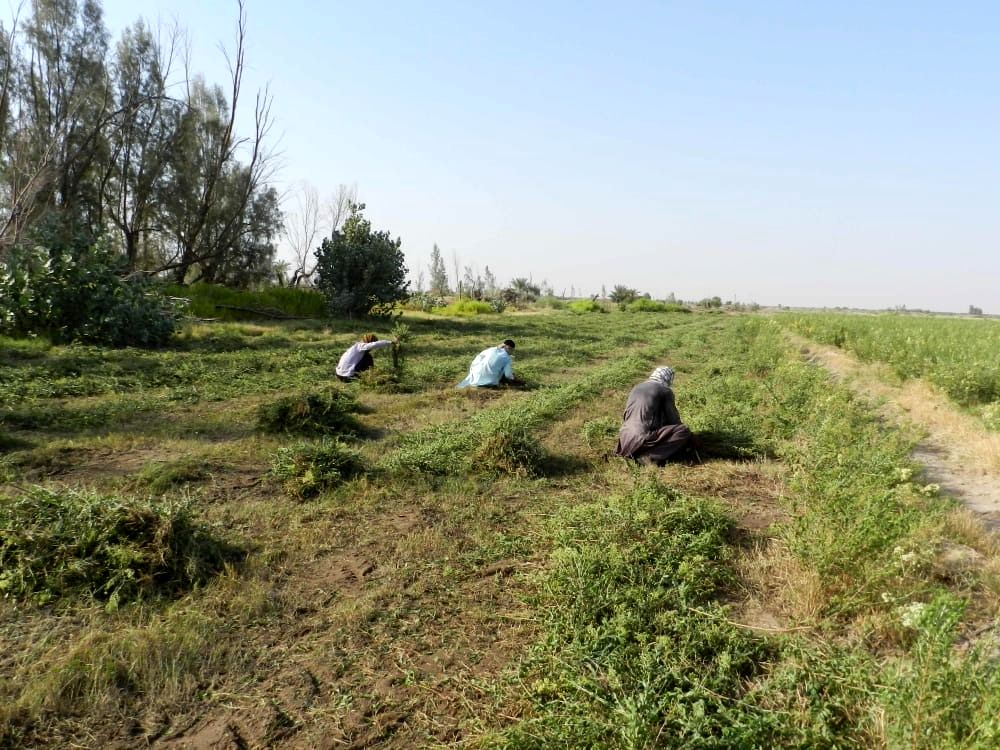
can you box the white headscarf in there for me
[649,366,675,388]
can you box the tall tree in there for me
[428,242,448,295]
[102,19,183,269]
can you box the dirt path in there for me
[795,337,1000,530]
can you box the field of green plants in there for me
[783,312,1000,429]
[1,310,999,748]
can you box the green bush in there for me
[314,205,409,317]
[163,282,327,320]
[626,298,661,312]
[431,299,497,316]
[0,238,179,346]
[567,299,605,314]
[256,390,361,436]
[0,487,238,607]
[535,295,567,310]
[270,439,364,498]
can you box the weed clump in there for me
[0,487,240,607]
[133,456,213,493]
[581,417,618,448]
[270,439,364,498]
[469,420,545,477]
[256,390,360,436]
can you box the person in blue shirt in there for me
[457,339,520,388]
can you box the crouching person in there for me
[614,366,692,465]
[457,339,521,388]
[336,333,393,382]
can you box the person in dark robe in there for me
[614,365,693,465]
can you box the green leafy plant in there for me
[0,238,180,347]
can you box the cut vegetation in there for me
[1,310,999,748]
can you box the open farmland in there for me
[782,312,1000,429]
[2,310,1000,748]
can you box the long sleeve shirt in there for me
[457,346,514,387]
[335,339,392,377]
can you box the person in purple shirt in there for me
[457,339,520,388]
[336,333,393,382]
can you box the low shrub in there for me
[256,390,360,436]
[163,282,327,320]
[403,292,446,312]
[567,299,605,314]
[624,298,689,313]
[270,439,364,498]
[0,487,239,607]
[431,299,498,316]
[535,295,567,310]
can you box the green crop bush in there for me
[624,298,689,313]
[256,390,360,436]
[567,299,605,314]
[0,238,179,347]
[0,487,239,607]
[270,439,364,498]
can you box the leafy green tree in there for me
[0,233,178,346]
[314,204,409,317]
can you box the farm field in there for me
[781,312,1000,429]
[2,310,1000,748]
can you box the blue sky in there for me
[98,1,999,312]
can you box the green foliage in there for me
[624,298,671,313]
[163,282,327,320]
[567,299,605,314]
[468,418,546,477]
[256,390,361,436]
[608,284,639,305]
[782,312,1000,411]
[535,295,566,310]
[431,299,497,316]
[492,482,786,747]
[0,487,238,607]
[270,439,364,498]
[314,204,409,317]
[882,593,1000,749]
[403,291,446,312]
[0,238,179,346]
[581,417,618,448]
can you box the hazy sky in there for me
[98,1,999,312]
